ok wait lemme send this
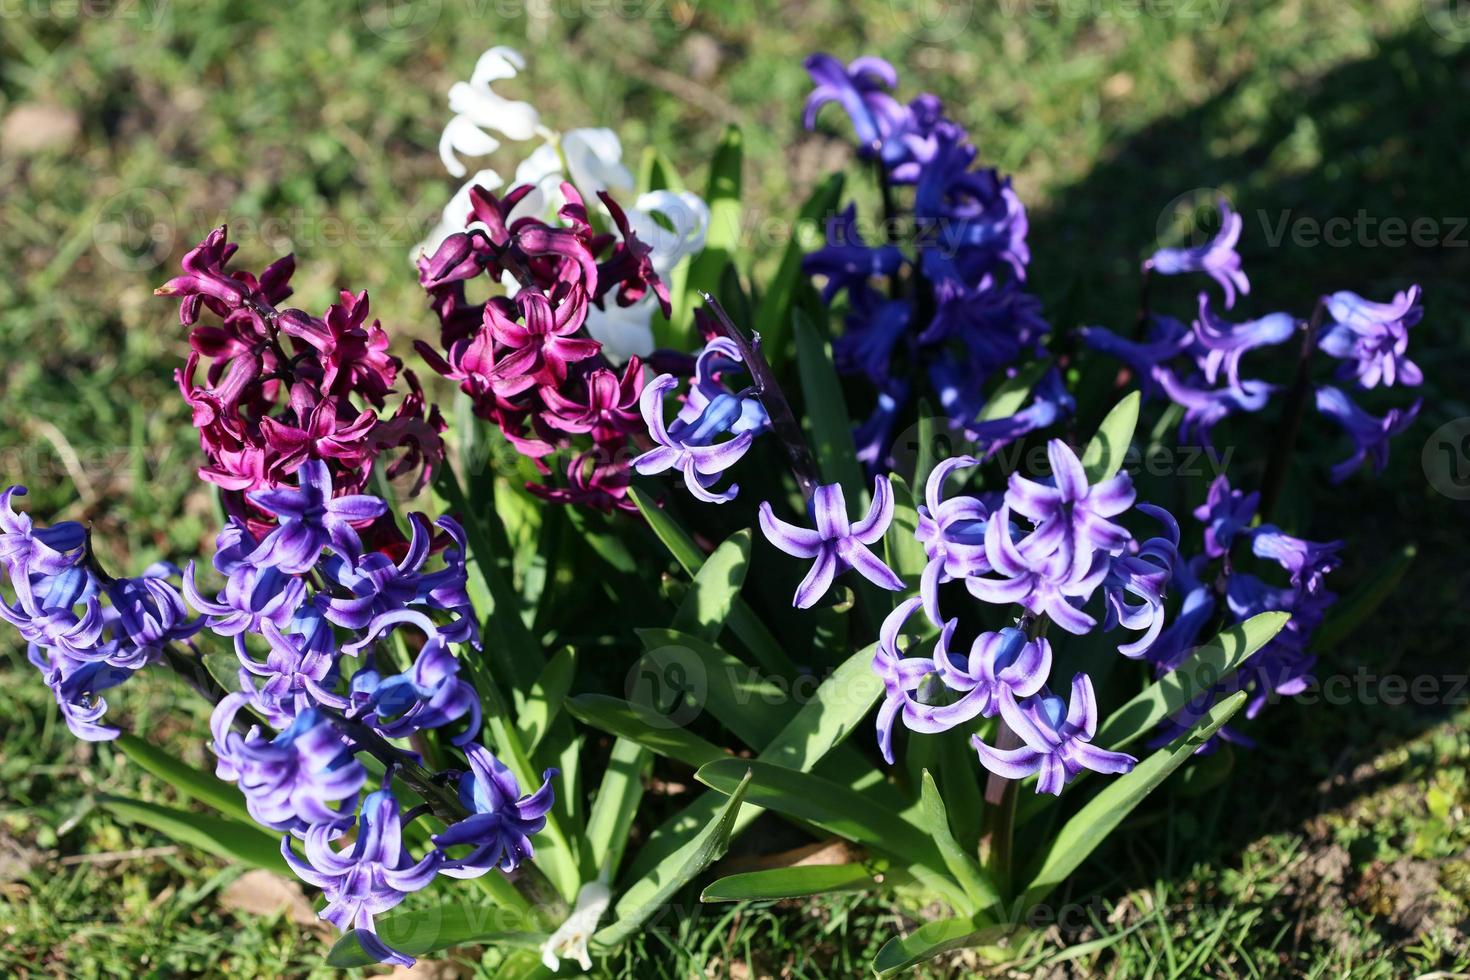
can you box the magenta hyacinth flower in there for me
[282,787,442,968]
[1148,197,1250,308]
[758,477,904,608]
[246,460,387,573]
[972,674,1137,795]
[435,746,557,878]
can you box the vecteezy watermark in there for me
[1256,210,1469,250]
[93,188,177,272]
[1423,417,1470,501]
[1153,186,1233,253]
[0,0,169,27]
[886,0,975,43]
[1423,0,1470,42]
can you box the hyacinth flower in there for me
[282,788,443,968]
[1077,315,1194,399]
[436,746,558,878]
[1152,366,1275,449]
[914,455,994,621]
[1194,474,1260,559]
[969,505,1110,635]
[802,53,909,162]
[1147,197,1250,309]
[971,674,1138,795]
[211,694,366,831]
[634,338,771,503]
[27,646,132,741]
[437,46,542,179]
[1100,504,1180,658]
[1315,385,1422,482]
[1004,439,1136,581]
[247,460,388,573]
[759,477,904,608]
[961,367,1075,452]
[1318,285,1424,389]
[1192,295,1297,396]
[0,485,85,609]
[342,610,482,746]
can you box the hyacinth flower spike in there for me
[972,674,1137,795]
[759,477,904,608]
[1147,197,1250,308]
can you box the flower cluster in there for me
[421,45,708,364]
[1142,475,1342,750]
[158,227,446,539]
[2,487,201,740]
[800,54,1051,469]
[1082,199,1423,479]
[415,179,671,512]
[873,441,1187,794]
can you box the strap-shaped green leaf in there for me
[794,308,864,501]
[677,125,743,338]
[884,474,929,583]
[327,908,546,968]
[630,488,795,677]
[637,627,786,749]
[671,530,751,642]
[920,771,1000,913]
[114,734,251,824]
[585,738,650,879]
[873,917,1015,976]
[1021,690,1249,905]
[521,646,577,756]
[566,694,728,770]
[593,769,752,949]
[753,172,844,367]
[1080,391,1140,482]
[702,862,897,902]
[99,795,286,874]
[976,359,1051,423]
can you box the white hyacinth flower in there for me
[414,167,504,261]
[629,189,711,275]
[439,46,542,178]
[585,293,660,365]
[540,877,611,973]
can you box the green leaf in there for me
[594,769,752,949]
[702,863,895,902]
[1314,543,1415,651]
[637,628,786,749]
[754,172,844,367]
[1022,690,1249,906]
[566,694,728,770]
[585,738,651,879]
[99,796,286,874]
[976,359,1051,422]
[884,474,928,582]
[671,530,751,642]
[920,771,1000,913]
[114,734,251,825]
[521,646,577,755]
[678,125,743,338]
[794,309,864,501]
[913,401,938,496]
[630,488,795,678]
[327,906,546,968]
[636,144,684,194]
[1094,611,1288,750]
[873,917,1011,976]
[1080,391,1140,482]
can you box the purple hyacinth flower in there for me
[1147,197,1250,309]
[211,693,366,831]
[758,477,904,608]
[804,206,907,306]
[961,368,1075,453]
[1101,504,1179,658]
[1005,439,1136,582]
[0,564,107,660]
[1193,475,1259,559]
[0,486,85,611]
[435,746,557,878]
[1314,385,1421,483]
[1152,366,1274,448]
[914,455,994,623]
[247,460,387,573]
[1318,285,1423,389]
[802,53,909,162]
[28,643,132,741]
[1077,316,1194,398]
[1192,295,1296,396]
[282,787,442,968]
[971,674,1137,795]
[239,609,344,725]
[930,622,1051,725]
[106,566,202,666]
[968,504,1109,635]
[343,609,482,745]
[872,596,941,765]
[634,373,758,504]
[1250,526,1342,594]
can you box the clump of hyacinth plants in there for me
[2,44,1425,978]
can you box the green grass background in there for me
[3,0,1470,975]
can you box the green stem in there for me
[1258,299,1327,521]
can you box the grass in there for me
[3,0,1469,975]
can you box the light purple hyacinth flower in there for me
[1318,285,1423,389]
[28,643,132,741]
[634,373,758,504]
[1314,385,1422,483]
[436,746,557,878]
[1101,504,1179,658]
[1250,526,1342,594]
[971,674,1137,795]
[802,53,907,161]
[930,622,1051,724]
[872,596,941,764]
[1194,475,1259,559]
[211,693,366,831]
[282,787,442,968]
[0,564,106,660]
[247,460,387,573]
[914,455,994,622]
[758,477,903,608]
[1005,439,1136,582]
[105,567,203,666]
[1152,366,1274,448]
[1148,197,1250,309]
[968,505,1109,635]
[0,485,86,611]
[1192,294,1296,396]
[343,609,482,745]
